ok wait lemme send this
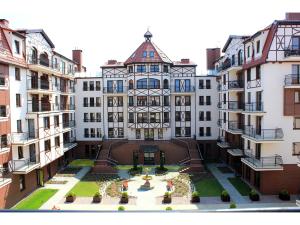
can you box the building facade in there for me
[215,13,300,194]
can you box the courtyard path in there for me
[39,166,91,209]
[206,163,250,204]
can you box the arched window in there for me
[149,78,160,89]
[129,80,134,89]
[137,78,147,89]
[31,47,38,64]
[39,52,49,67]
[238,50,243,66]
[163,79,169,89]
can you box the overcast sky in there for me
[1,0,299,75]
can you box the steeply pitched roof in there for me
[222,35,250,53]
[17,29,55,48]
[124,31,172,65]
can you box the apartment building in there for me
[215,13,300,194]
[0,19,85,208]
[75,31,217,167]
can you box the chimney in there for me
[206,48,220,70]
[0,19,9,28]
[285,12,300,21]
[181,58,190,64]
[107,60,117,65]
[72,49,82,72]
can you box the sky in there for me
[1,0,299,75]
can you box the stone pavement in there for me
[206,163,250,204]
[40,166,91,209]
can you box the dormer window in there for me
[143,51,147,58]
[128,66,133,73]
[150,51,154,58]
[14,40,20,54]
[256,40,260,53]
[247,46,251,58]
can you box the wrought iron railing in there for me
[284,49,300,57]
[243,125,284,140]
[227,80,244,89]
[284,74,300,86]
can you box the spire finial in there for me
[144,28,152,41]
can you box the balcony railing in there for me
[243,125,284,141]
[246,79,261,89]
[227,80,244,90]
[11,130,38,143]
[63,120,76,128]
[171,85,195,93]
[83,118,101,122]
[227,101,244,110]
[60,104,75,110]
[217,136,230,148]
[103,87,127,93]
[284,48,300,57]
[27,101,57,113]
[243,152,283,170]
[244,102,264,112]
[228,121,243,132]
[284,74,300,86]
[11,158,39,172]
[27,77,54,91]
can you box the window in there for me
[137,65,146,73]
[206,96,211,105]
[199,111,204,121]
[96,81,101,91]
[185,96,191,106]
[84,128,89,138]
[185,111,191,121]
[54,115,59,127]
[163,112,169,123]
[149,78,160,89]
[206,80,211,89]
[137,78,147,89]
[185,79,191,92]
[43,117,50,129]
[149,96,160,106]
[107,97,113,107]
[175,127,181,137]
[175,111,181,121]
[17,120,22,133]
[0,75,5,86]
[150,112,160,123]
[256,65,261,80]
[96,113,101,122]
[83,81,88,91]
[97,128,101,138]
[136,129,141,139]
[292,36,300,50]
[55,136,60,147]
[175,96,181,106]
[223,93,226,104]
[247,46,250,58]
[256,40,260,53]
[150,65,159,72]
[163,96,169,106]
[199,80,204,89]
[117,80,123,92]
[206,127,211,136]
[19,175,25,191]
[15,67,20,80]
[206,111,211,121]
[223,112,227,123]
[117,97,123,106]
[118,128,124,138]
[83,97,88,107]
[18,146,24,159]
[247,69,251,81]
[128,66,133,73]
[294,117,300,129]
[90,113,95,122]
[292,143,300,155]
[84,113,88,122]
[89,81,94,91]
[16,94,21,107]
[295,91,300,103]
[118,112,123,122]
[163,65,169,73]
[149,51,154,58]
[90,128,95,138]
[199,96,204,105]
[44,139,51,152]
[107,80,113,92]
[199,127,204,136]
[143,51,147,58]
[238,50,243,65]
[108,112,114,122]
[129,96,134,106]
[231,55,235,66]
[137,96,147,106]
[129,112,134,123]
[185,127,191,137]
[129,80,134,89]
[136,112,146,123]
[14,40,20,54]
[90,97,95,107]
[0,105,6,117]
[158,129,163,139]
[96,97,101,107]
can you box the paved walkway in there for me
[40,166,91,209]
[206,163,250,204]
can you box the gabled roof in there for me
[17,29,55,48]
[222,35,249,53]
[124,31,172,65]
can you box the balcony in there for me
[217,136,230,148]
[0,138,9,154]
[63,120,76,129]
[228,121,243,134]
[244,102,264,114]
[227,148,243,157]
[217,57,242,72]
[227,101,244,112]
[27,101,58,113]
[243,126,284,142]
[60,85,75,94]
[284,48,300,58]
[11,158,40,174]
[241,151,283,171]
[284,74,300,87]
[60,104,75,111]
[103,87,127,94]
[27,77,54,94]
[63,138,77,152]
[227,80,244,91]
[246,79,261,89]
[171,85,195,93]
[11,130,38,145]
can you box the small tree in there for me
[160,151,165,169]
[230,203,236,209]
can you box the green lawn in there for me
[115,165,134,170]
[115,165,183,172]
[69,159,94,167]
[228,177,252,196]
[194,178,224,197]
[13,189,58,210]
[68,180,99,197]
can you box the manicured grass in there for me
[115,165,183,172]
[194,178,224,197]
[68,180,99,197]
[228,177,251,196]
[69,159,94,167]
[115,165,134,170]
[14,189,58,210]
